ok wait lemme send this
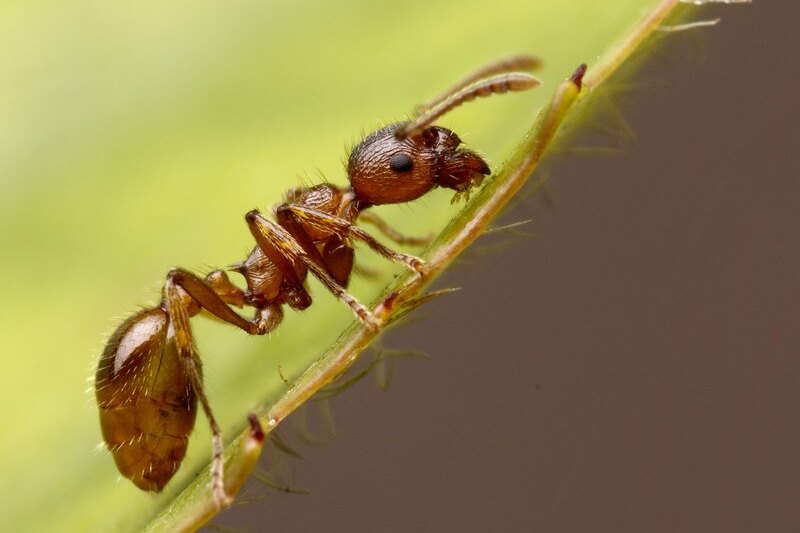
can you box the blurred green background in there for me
[0,1,653,530]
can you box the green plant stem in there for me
[586,0,680,88]
[144,419,265,533]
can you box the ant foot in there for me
[400,254,425,273]
[358,309,382,331]
[212,485,233,509]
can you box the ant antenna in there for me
[417,54,541,112]
[396,72,541,140]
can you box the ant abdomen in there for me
[95,307,198,491]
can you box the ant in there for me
[95,55,541,506]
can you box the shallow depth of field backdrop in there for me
[2,1,798,532]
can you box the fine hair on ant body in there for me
[95,55,541,506]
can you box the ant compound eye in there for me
[389,153,414,173]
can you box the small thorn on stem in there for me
[374,290,399,319]
[570,63,588,90]
[382,291,399,311]
[247,413,265,444]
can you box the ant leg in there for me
[321,235,355,286]
[418,54,541,113]
[357,211,432,247]
[273,207,361,287]
[397,72,541,140]
[205,269,246,307]
[161,271,283,506]
[206,268,286,328]
[166,269,280,335]
[278,204,425,273]
[163,277,230,507]
[245,210,380,329]
[235,213,314,312]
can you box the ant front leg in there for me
[245,210,381,330]
[278,204,426,273]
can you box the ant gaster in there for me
[95,56,541,506]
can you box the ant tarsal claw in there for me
[213,486,233,509]
[394,252,425,272]
[359,310,382,331]
[408,256,426,273]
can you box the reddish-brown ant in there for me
[95,56,541,506]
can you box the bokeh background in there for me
[1,1,796,532]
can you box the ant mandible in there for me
[95,55,541,506]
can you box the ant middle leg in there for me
[205,269,246,307]
[277,204,425,273]
[245,210,380,329]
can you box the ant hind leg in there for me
[166,268,282,335]
[163,276,230,507]
[159,269,283,506]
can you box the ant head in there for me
[348,70,540,206]
[348,123,490,206]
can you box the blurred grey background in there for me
[219,2,800,532]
